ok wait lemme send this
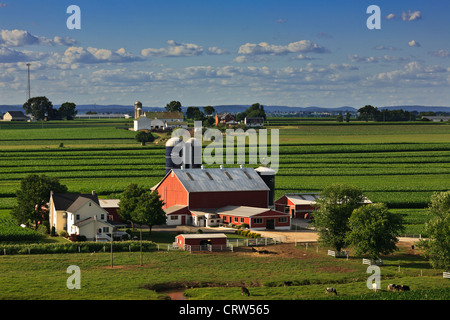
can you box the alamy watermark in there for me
[66,265,81,289]
[169,121,279,173]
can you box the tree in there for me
[312,183,366,252]
[346,203,404,260]
[59,102,77,120]
[135,131,154,146]
[203,106,215,116]
[23,96,57,120]
[165,100,182,112]
[11,174,67,229]
[186,107,204,120]
[358,105,378,121]
[118,184,147,225]
[236,103,266,122]
[417,191,450,270]
[132,192,166,235]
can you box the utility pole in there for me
[26,63,31,101]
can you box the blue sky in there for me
[0,0,449,108]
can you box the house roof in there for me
[167,167,270,193]
[99,199,120,208]
[74,217,126,228]
[66,196,100,213]
[5,111,26,117]
[164,205,188,215]
[52,193,99,211]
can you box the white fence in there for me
[228,237,283,248]
[362,258,384,266]
[328,250,348,258]
[443,272,450,279]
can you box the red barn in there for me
[175,233,228,251]
[153,166,290,230]
[218,205,290,230]
[154,167,270,210]
[274,194,320,219]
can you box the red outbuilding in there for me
[175,233,229,251]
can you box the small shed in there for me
[175,233,228,251]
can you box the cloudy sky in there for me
[0,0,449,108]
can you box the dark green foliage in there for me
[347,203,405,260]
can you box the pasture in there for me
[0,119,448,235]
[0,118,449,300]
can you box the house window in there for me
[240,217,245,223]
[253,218,263,224]
[101,214,105,220]
[234,217,238,222]
[284,206,290,214]
[278,217,288,223]
[76,214,80,221]
[170,215,178,220]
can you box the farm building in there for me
[49,191,127,241]
[218,205,290,230]
[2,111,27,121]
[244,117,264,127]
[175,233,230,251]
[274,194,320,219]
[275,193,373,219]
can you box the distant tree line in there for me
[23,96,77,120]
[358,105,416,122]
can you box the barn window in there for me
[234,217,239,222]
[170,215,178,220]
[253,218,263,224]
[278,217,288,223]
[240,217,245,223]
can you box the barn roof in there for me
[215,205,288,217]
[169,167,270,193]
[285,194,320,205]
[177,233,227,239]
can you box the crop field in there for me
[0,119,449,235]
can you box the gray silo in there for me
[255,166,276,206]
[165,137,183,174]
[185,137,202,169]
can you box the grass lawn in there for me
[0,241,447,300]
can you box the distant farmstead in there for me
[2,111,27,121]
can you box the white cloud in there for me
[62,47,143,64]
[141,40,204,57]
[237,40,329,56]
[386,13,396,20]
[408,40,421,47]
[428,49,450,57]
[0,29,77,47]
[0,47,47,63]
[207,46,229,55]
[402,10,422,21]
[348,54,408,63]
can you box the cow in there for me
[387,284,396,291]
[325,287,337,295]
[241,286,250,296]
[399,285,410,292]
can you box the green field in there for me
[0,242,448,300]
[1,119,449,235]
[0,118,449,300]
